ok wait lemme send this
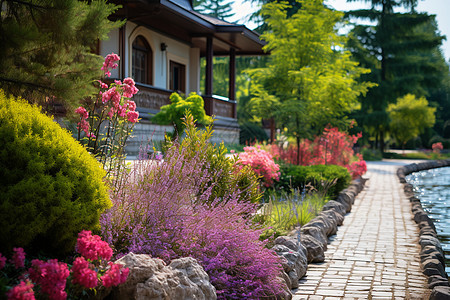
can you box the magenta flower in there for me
[0,253,6,270]
[101,53,120,77]
[102,87,121,108]
[76,230,113,261]
[11,248,26,269]
[28,259,69,300]
[77,119,90,136]
[126,111,139,123]
[74,107,89,119]
[71,257,98,289]
[97,80,109,89]
[100,262,129,288]
[126,100,137,111]
[7,280,35,300]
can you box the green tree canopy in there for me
[0,0,123,112]
[345,0,445,150]
[388,94,436,149]
[193,0,234,20]
[247,0,374,162]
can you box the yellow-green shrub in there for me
[0,91,111,257]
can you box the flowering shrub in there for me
[432,142,444,154]
[1,232,129,300]
[236,146,280,187]
[75,53,139,176]
[101,114,286,298]
[269,126,367,179]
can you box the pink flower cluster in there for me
[75,107,90,135]
[76,230,113,261]
[348,156,367,179]
[432,142,443,153]
[237,146,280,187]
[6,280,35,300]
[100,262,129,288]
[71,257,98,289]
[99,78,139,123]
[2,231,129,300]
[101,53,120,77]
[28,259,69,300]
[11,248,26,269]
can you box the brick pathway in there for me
[293,160,431,299]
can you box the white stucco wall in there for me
[99,22,200,94]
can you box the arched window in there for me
[132,36,152,84]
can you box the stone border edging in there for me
[397,159,450,299]
[271,177,367,298]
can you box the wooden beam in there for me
[205,36,213,96]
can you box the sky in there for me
[229,0,450,63]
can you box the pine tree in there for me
[345,0,444,150]
[0,0,123,112]
[194,0,234,20]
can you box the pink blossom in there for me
[102,87,121,107]
[0,253,6,270]
[127,111,139,123]
[117,105,127,118]
[101,53,120,77]
[74,107,88,119]
[107,108,115,119]
[237,147,280,187]
[87,132,96,139]
[126,100,137,111]
[7,280,35,300]
[76,230,113,261]
[71,257,98,289]
[114,80,122,85]
[97,80,109,89]
[100,262,129,288]
[77,119,90,135]
[11,248,26,269]
[123,77,139,98]
[28,259,69,300]
[432,142,443,153]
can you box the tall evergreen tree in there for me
[345,0,444,150]
[193,0,234,20]
[0,0,122,112]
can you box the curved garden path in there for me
[293,160,431,299]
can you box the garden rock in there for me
[300,234,325,263]
[307,215,335,237]
[420,246,446,267]
[271,244,308,288]
[319,210,340,231]
[430,286,450,300]
[428,275,450,289]
[420,236,444,256]
[336,191,353,212]
[112,253,216,300]
[301,226,328,248]
[422,258,447,278]
[322,200,346,218]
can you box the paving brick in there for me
[293,161,430,299]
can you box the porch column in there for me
[228,48,236,101]
[205,36,213,96]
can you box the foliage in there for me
[0,91,111,258]
[75,54,140,177]
[193,0,234,20]
[0,0,123,111]
[176,112,261,204]
[388,94,436,149]
[152,93,212,139]
[276,164,351,199]
[248,0,374,163]
[346,0,445,151]
[361,148,383,161]
[239,122,269,145]
[258,188,329,241]
[0,232,129,300]
[268,126,367,179]
[101,118,286,298]
[236,146,280,187]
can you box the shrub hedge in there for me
[276,163,351,198]
[0,91,111,257]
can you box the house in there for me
[99,0,265,153]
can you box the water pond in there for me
[406,166,450,276]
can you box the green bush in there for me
[177,112,261,204]
[276,163,351,198]
[239,122,269,145]
[0,91,111,257]
[361,148,383,161]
